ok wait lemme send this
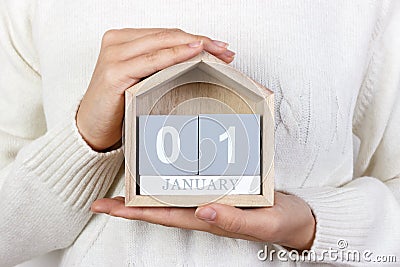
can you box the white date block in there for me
[139,176,260,195]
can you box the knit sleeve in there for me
[283,1,400,264]
[0,1,124,266]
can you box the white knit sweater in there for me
[1,0,399,266]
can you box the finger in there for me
[101,28,168,47]
[91,196,125,213]
[217,50,236,64]
[195,203,272,238]
[93,198,207,229]
[110,29,232,61]
[116,41,205,86]
[95,199,263,242]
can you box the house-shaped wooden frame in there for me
[124,51,274,207]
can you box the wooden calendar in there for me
[124,51,274,207]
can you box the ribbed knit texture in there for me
[21,109,124,211]
[1,0,399,266]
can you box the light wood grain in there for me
[126,195,272,207]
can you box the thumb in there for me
[195,203,249,234]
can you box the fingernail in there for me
[195,206,216,221]
[223,50,236,57]
[212,40,228,48]
[188,40,203,48]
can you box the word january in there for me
[162,178,239,191]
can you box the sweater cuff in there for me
[282,186,369,261]
[18,118,124,210]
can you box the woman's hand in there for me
[91,192,316,251]
[77,28,235,151]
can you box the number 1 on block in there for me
[219,126,236,164]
